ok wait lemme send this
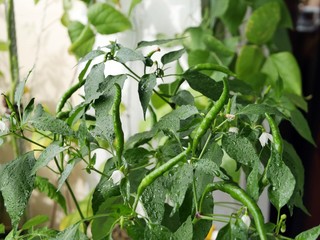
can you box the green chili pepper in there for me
[188,63,236,77]
[132,146,191,211]
[199,182,267,240]
[113,84,124,167]
[192,78,229,154]
[265,113,283,154]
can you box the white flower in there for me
[259,132,273,147]
[135,200,147,218]
[228,127,239,134]
[109,170,124,185]
[145,158,156,170]
[226,114,235,120]
[241,214,251,228]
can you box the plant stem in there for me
[5,0,21,158]
[6,0,20,103]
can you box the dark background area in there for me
[271,0,320,237]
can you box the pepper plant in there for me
[1,0,320,240]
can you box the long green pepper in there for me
[113,84,124,167]
[200,182,267,240]
[265,113,283,154]
[192,77,229,154]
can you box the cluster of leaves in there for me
[0,0,320,240]
[61,0,142,59]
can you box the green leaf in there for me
[155,105,198,134]
[79,49,106,64]
[138,74,157,119]
[30,105,74,136]
[210,0,230,17]
[84,63,105,103]
[0,152,35,229]
[141,177,166,224]
[22,98,35,124]
[217,219,248,240]
[267,149,296,210]
[57,160,77,191]
[31,141,67,175]
[204,35,234,57]
[116,47,145,63]
[0,224,5,234]
[285,93,308,112]
[137,38,184,49]
[52,222,88,240]
[222,134,260,168]
[245,2,281,44]
[128,0,142,16]
[163,164,193,214]
[124,147,151,167]
[290,108,316,146]
[246,164,260,201]
[92,160,119,214]
[270,52,302,96]
[34,176,67,213]
[15,69,32,117]
[183,70,223,101]
[172,90,194,106]
[295,225,320,240]
[235,45,264,82]
[221,0,247,35]
[161,48,186,65]
[237,104,286,118]
[174,217,193,240]
[68,22,95,58]
[88,3,131,34]
[144,224,173,239]
[283,141,309,215]
[21,215,49,230]
[91,196,130,239]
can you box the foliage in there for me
[0,0,319,239]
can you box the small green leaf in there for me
[174,217,193,240]
[30,105,74,136]
[283,141,309,215]
[245,2,280,44]
[295,225,320,240]
[52,222,88,240]
[0,152,35,229]
[217,219,248,239]
[116,47,145,63]
[246,164,260,201]
[137,38,184,49]
[163,164,193,214]
[267,149,296,210]
[222,134,260,168]
[21,215,49,230]
[235,45,264,82]
[210,0,230,17]
[270,52,302,96]
[221,0,247,35]
[84,63,105,103]
[144,224,173,239]
[172,90,194,106]
[128,0,142,16]
[237,104,286,118]
[79,49,106,64]
[34,176,67,213]
[88,3,131,34]
[204,35,234,57]
[68,22,95,58]
[31,141,67,175]
[290,108,315,146]
[155,105,198,134]
[161,48,186,65]
[57,160,77,191]
[22,98,35,124]
[0,223,5,234]
[138,74,157,119]
[15,69,32,117]
[183,70,223,101]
